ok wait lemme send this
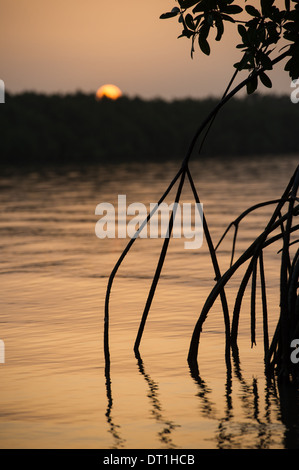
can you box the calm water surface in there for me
[0,155,299,449]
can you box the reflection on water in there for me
[105,368,125,449]
[135,352,180,448]
[0,155,299,449]
[189,349,298,449]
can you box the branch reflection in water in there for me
[104,345,180,448]
[189,348,299,449]
[104,330,299,448]
[135,351,180,448]
[104,360,126,449]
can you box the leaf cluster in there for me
[160,0,299,93]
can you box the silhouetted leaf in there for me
[238,24,247,39]
[245,5,261,17]
[160,8,180,19]
[215,17,224,41]
[198,35,210,55]
[200,22,210,39]
[222,5,243,14]
[233,62,241,70]
[234,51,251,71]
[259,71,272,88]
[185,13,195,30]
[178,29,194,38]
[247,74,258,94]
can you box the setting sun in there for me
[96,84,122,101]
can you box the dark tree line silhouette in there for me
[0,91,298,165]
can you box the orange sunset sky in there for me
[2,0,291,99]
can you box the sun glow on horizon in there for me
[96,84,122,100]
